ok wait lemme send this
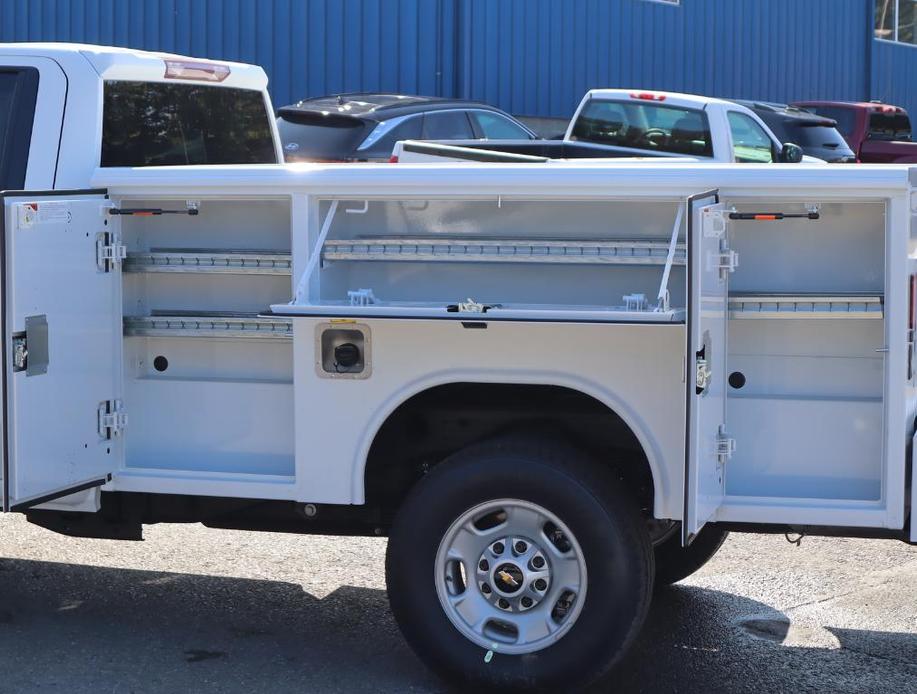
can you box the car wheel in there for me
[385,437,654,692]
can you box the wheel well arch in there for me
[361,380,665,520]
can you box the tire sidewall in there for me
[386,445,652,691]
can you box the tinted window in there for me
[570,99,713,156]
[470,111,532,139]
[0,68,39,189]
[808,106,857,140]
[277,116,367,161]
[102,81,277,167]
[867,112,912,141]
[783,122,850,149]
[422,111,474,139]
[727,111,775,163]
[361,116,423,157]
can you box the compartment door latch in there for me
[98,399,128,439]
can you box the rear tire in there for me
[653,524,728,588]
[385,438,653,692]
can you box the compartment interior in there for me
[304,198,689,320]
[723,200,886,503]
[119,198,295,478]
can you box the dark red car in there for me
[791,100,917,163]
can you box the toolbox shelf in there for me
[728,294,883,319]
[124,248,292,275]
[124,311,292,339]
[321,236,684,266]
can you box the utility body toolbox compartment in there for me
[0,163,914,544]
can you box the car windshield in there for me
[570,99,713,156]
[102,81,277,166]
[277,116,368,161]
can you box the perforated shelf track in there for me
[124,249,292,275]
[124,311,293,339]
[728,294,883,319]
[321,237,685,266]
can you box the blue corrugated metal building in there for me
[0,1,915,118]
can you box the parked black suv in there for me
[732,100,856,163]
[277,93,536,162]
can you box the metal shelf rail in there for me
[728,294,883,319]
[124,311,293,339]
[125,249,292,275]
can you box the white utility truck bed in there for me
[0,44,913,693]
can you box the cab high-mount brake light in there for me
[164,59,231,82]
[630,92,666,101]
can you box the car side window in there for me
[363,115,423,157]
[727,111,775,163]
[470,111,532,139]
[422,111,475,140]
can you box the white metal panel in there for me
[683,195,729,544]
[2,193,122,510]
[290,319,686,517]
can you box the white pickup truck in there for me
[395,88,812,164]
[1,44,914,693]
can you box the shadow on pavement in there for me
[0,558,913,693]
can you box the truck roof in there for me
[0,42,267,90]
[584,88,738,110]
[792,99,908,113]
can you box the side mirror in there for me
[779,142,804,163]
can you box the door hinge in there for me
[96,231,126,272]
[98,400,128,439]
[715,432,736,465]
[714,248,739,274]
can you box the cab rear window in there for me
[570,99,713,157]
[867,112,912,142]
[101,81,277,167]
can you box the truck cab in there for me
[567,89,810,163]
[0,42,281,192]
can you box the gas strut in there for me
[109,207,199,216]
[728,211,819,221]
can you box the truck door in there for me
[1,192,123,511]
[683,191,733,544]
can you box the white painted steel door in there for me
[683,192,731,544]
[2,192,122,511]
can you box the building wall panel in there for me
[0,0,916,118]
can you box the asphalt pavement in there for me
[0,514,913,693]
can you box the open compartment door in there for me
[683,191,733,545]
[1,192,123,511]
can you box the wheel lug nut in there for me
[492,542,505,555]
[534,578,547,591]
[479,559,489,571]
[532,555,545,569]
[521,596,533,608]
[514,541,527,554]
[498,598,510,609]
[481,583,492,594]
